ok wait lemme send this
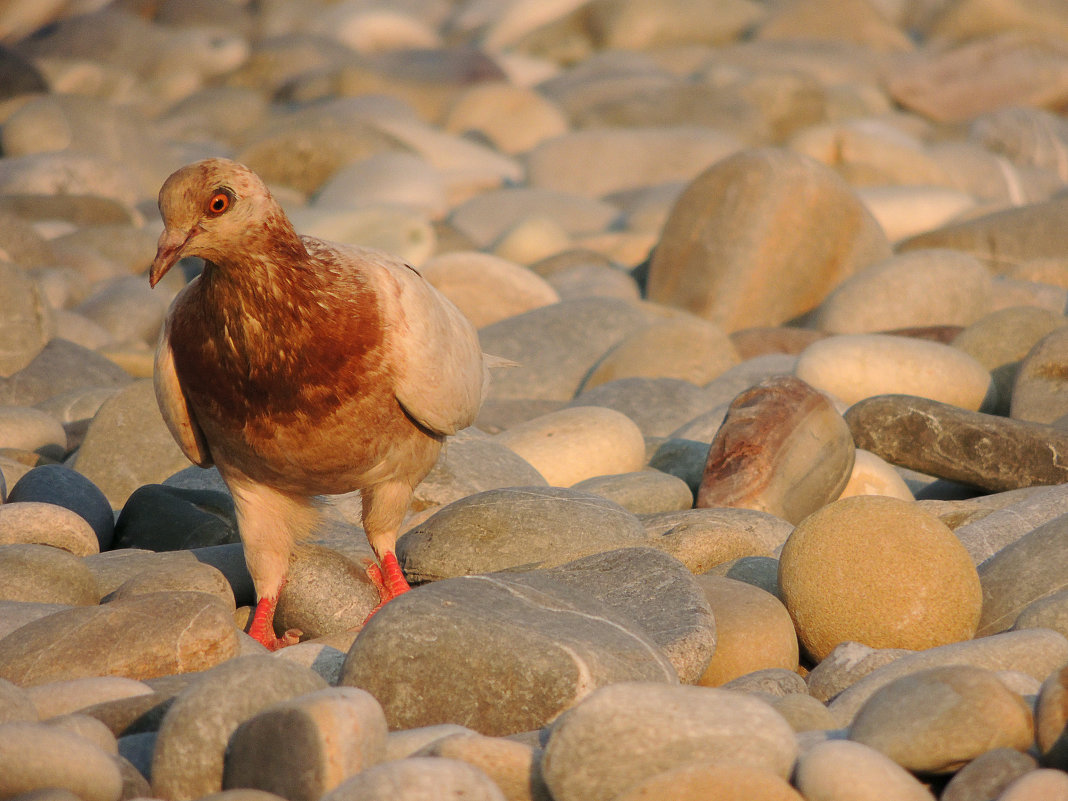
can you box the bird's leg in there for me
[361,481,414,623]
[246,581,301,651]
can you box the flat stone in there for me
[998,769,1068,800]
[477,297,649,401]
[385,725,477,762]
[848,665,1034,773]
[0,600,71,641]
[223,687,387,799]
[493,406,646,486]
[1012,326,1068,424]
[705,556,782,598]
[8,465,114,551]
[418,251,559,328]
[952,307,1068,417]
[319,757,506,801]
[572,471,692,515]
[0,543,99,606]
[794,739,936,801]
[444,82,568,155]
[827,628,1068,725]
[540,682,798,801]
[695,575,798,686]
[886,31,1068,123]
[811,250,993,334]
[697,376,855,525]
[0,406,66,458]
[151,655,329,800]
[614,761,803,801]
[0,591,240,687]
[641,508,790,573]
[952,484,1068,564]
[570,377,719,438]
[0,502,100,556]
[845,395,1068,492]
[414,732,546,801]
[0,676,35,723]
[311,151,446,218]
[0,721,123,801]
[855,184,976,242]
[796,333,994,410]
[647,147,890,332]
[1036,665,1068,769]
[341,569,677,735]
[766,693,838,734]
[730,327,828,360]
[722,668,807,698]
[103,558,236,610]
[24,676,153,721]
[941,748,1038,801]
[778,496,982,661]
[113,484,238,551]
[84,545,252,606]
[977,513,1068,636]
[72,379,195,508]
[579,315,740,389]
[838,449,915,501]
[806,641,913,704]
[1015,588,1068,641]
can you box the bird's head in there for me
[149,158,296,287]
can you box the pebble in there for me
[647,147,890,332]
[998,769,1068,801]
[848,665,1034,773]
[0,721,123,801]
[113,484,238,551]
[778,495,982,661]
[418,251,559,328]
[941,748,1038,801]
[1011,326,1068,424]
[0,338,131,408]
[7,464,115,549]
[827,628,1068,725]
[613,761,804,801]
[0,501,100,556]
[0,405,66,458]
[0,543,99,606]
[414,732,547,801]
[273,543,379,641]
[580,315,740,389]
[492,406,646,487]
[151,655,329,799]
[838,449,915,501]
[571,471,692,515]
[793,739,936,801]
[795,333,995,410]
[1015,588,1068,641]
[24,676,152,721]
[321,757,506,801]
[1036,665,1068,769]
[571,376,718,438]
[696,375,855,524]
[540,682,797,801]
[223,687,387,799]
[846,395,1068,492]
[0,591,240,687]
[694,575,799,686]
[810,250,993,334]
[342,564,678,735]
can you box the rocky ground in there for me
[1,0,1068,799]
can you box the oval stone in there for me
[778,495,981,661]
[0,543,99,606]
[0,502,100,556]
[321,757,506,801]
[795,333,994,410]
[7,464,115,550]
[0,721,123,801]
[541,682,798,801]
[794,739,936,801]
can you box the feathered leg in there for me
[361,480,415,620]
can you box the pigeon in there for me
[149,158,487,649]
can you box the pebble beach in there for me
[1,0,1068,799]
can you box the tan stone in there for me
[838,449,914,501]
[493,406,645,487]
[756,0,914,53]
[614,761,804,801]
[695,575,799,686]
[582,316,740,389]
[778,495,982,661]
[848,665,1034,773]
[648,148,890,332]
[1035,664,1068,769]
[795,739,936,801]
[444,82,568,155]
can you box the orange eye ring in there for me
[207,189,233,216]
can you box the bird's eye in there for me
[206,189,233,216]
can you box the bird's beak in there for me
[149,227,194,287]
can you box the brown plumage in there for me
[150,158,486,649]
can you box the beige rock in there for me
[925,0,1068,42]
[644,509,790,574]
[697,376,855,525]
[613,761,803,801]
[695,575,799,686]
[419,251,559,328]
[0,721,123,801]
[998,769,1068,801]
[811,250,993,334]
[794,739,936,801]
[582,316,740,389]
[647,148,891,332]
[756,0,914,52]
[0,406,66,456]
[769,693,837,732]
[886,31,1068,123]
[491,215,572,265]
[1011,327,1068,424]
[493,406,645,487]
[1035,664,1068,769]
[25,676,152,720]
[849,665,1034,773]
[415,732,547,801]
[444,82,568,155]
[778,495,982,661]
[838,449,914,501]
[589,0,768,49]
[855,185,976,242]
[794,333,995,410]
[0,501,100,556]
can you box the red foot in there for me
[363,551,411,624]
[247,592,302,651]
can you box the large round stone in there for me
[778,495,982,661]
